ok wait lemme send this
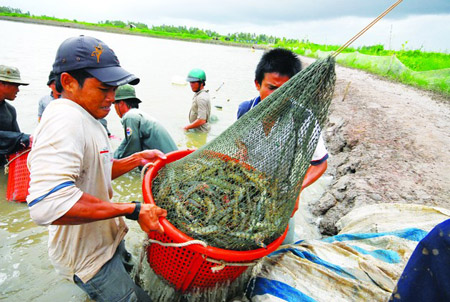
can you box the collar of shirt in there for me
[251,96,261,109]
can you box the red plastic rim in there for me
[142,149,287,262]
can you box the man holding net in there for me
[26,35,167,302]
[237,48,329,243]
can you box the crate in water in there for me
[142,149,287,293]
[6,149,31,202]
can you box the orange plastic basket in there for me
[142,149,287,292]
[6,149,31,202]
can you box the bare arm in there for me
[53,192,167,234]
[184,118,207,131]
[112,149,166,179]
[291,160,328,217]
[301,160,327,190]
[52,192,135,224]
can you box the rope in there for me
[145,238,208,248]
[144,238,258,272]
[140,162,155,181]
[205,257,258,273]
[332,0,403,58]
[4,149,31,175]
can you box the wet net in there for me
[151,56,336,251]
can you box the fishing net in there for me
[151,56,336,251]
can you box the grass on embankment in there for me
[1,12,449,97]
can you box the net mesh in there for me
[151,56,336,250]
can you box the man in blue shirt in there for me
[237,48,329,243]
[38,71,61,122]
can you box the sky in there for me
[2,0,450,52]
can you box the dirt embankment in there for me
[300,56,450,235]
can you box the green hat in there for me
[115,84,141,103]
[0,65,29,85]
[186,68,206,82]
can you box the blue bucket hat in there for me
[52,35,139,86]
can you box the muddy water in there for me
[0,20,328,301]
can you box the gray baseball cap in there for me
[52,35,139,86]
[0,65,29,85]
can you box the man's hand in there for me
[137,203,167,234]
[112,149,167,179]
[133,149,166,166]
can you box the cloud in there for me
[5,0,449,26]
[127,0,450,25]
[2,0,449,51]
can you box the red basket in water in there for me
[142,149,287,292]
[6,149,31,202]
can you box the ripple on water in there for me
[0,272,7,286]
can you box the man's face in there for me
[48,82,60,99]
[0,81,20,101]
[255,72,290,101]
[66,76,117,119]
[113,100,125,118]
[189,81,201,93]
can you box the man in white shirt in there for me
[27,35,167,302]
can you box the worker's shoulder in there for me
[43,99,93,126]
[197,89,211,101]
[123,108,145,120]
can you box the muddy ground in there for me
[299,56,450,235]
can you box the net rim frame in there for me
[142,149,288,262]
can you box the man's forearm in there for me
[111,150,166,179]
[111,153,142,179]
[0,130,30,154]
[302,160,327,190]
[52,192,135,225]
[184,119,206,130]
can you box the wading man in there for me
[37,71,61,122]
[0,65,30,166]
[26,35,167,302]
[184,68,211,132]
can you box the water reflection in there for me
[184,131,208,149]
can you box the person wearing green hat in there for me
[0,64,31,166]
[184,68,211,132]
[113,84,177,159]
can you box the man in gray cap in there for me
[26,35,167,302]
[113,84,177,159]
[37,71,61,122]
[0,64,30,166]
[37,70,111,135]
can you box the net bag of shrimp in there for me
[150,56,336,251]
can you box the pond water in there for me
[0,20,328,301]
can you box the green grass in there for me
[1,10,449,97]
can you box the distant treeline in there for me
[1,6,449,96]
